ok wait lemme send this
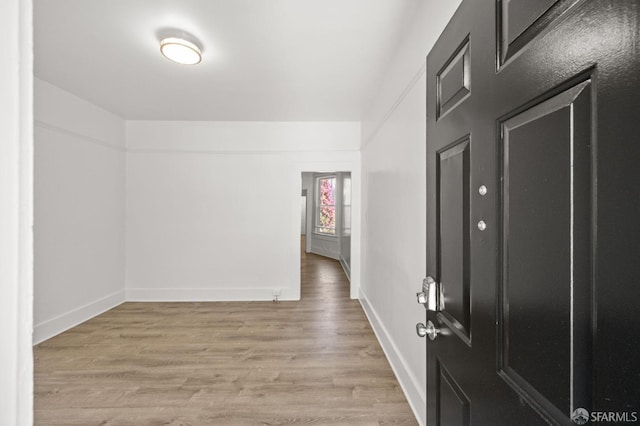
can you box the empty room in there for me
[2,0,639,425]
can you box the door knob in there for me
[416,320,439,341]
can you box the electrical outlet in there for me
[272,289,281,297]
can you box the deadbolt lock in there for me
[420,276,445,312]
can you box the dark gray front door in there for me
[424,1,640,424]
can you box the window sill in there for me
[312,232,338,240]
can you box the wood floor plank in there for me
[34,238,418,425]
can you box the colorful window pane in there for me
[315,176,336,234]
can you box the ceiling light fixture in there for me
[160,37,202,65]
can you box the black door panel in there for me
[497,0,582,66]
[426,0,639,424]
[437,39,471,119]
[437,360,470,426]
[437,138,471,344]
[498,80,593,422]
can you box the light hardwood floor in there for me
[34,238,418,425]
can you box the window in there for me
[342,175,351,236]
[314,176,336,235]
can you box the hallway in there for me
[33,241,417,425]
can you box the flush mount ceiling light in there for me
[160,37,202,65]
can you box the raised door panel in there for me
[437,138,471,344]
[437,39,471,119]
[497,0,581,66]
[499,79,593,422]
[437,360,470,426]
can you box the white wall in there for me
[126,121,361,301]
[34,78,126,344]
[301,172,314,251]
[300,195,307,235]
[359,1,461,425]
[0,0,33,423]
[340,172,352,278]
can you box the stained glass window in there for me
[315,176,336,235]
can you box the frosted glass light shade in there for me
[160,37,201,65]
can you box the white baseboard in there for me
[359,289,425,426]
[339,255,351,281]
[33,287,299,345]
[309,247,340,260]
[33,289,125,345]
[126,287,299,302]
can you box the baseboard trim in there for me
[359,289,425,426]
[339,255,351,281]
[126,287,299,302]
[33,289,125,345]
[309,247,340,260]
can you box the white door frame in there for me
[0,0,34,424]
[291,160,361,300]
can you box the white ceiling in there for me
[34,0,418,121]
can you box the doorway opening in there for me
[300,172,352,300]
